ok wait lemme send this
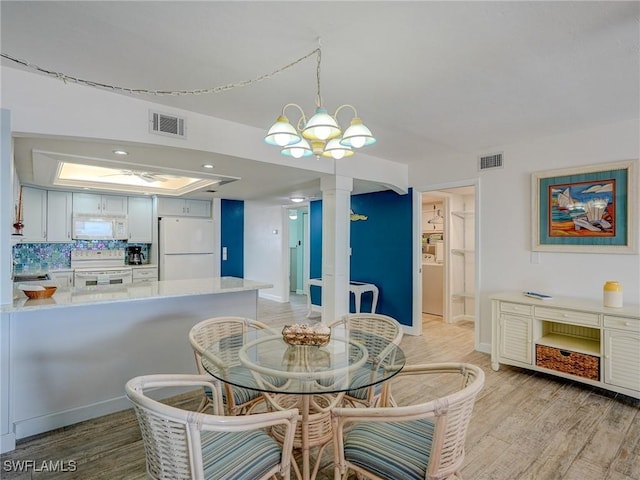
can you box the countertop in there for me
[3,277,272,313]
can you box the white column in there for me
[320,175,353,323]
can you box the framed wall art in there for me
[532,159,638,253]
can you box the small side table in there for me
[306,279,379,317]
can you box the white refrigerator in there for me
[159,217,216,281]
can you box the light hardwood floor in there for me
[1,295,638,479]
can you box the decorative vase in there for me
[12,221,24,235]
[603,281,623,308]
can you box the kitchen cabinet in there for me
[48,270,74,287]
[20,186,47,242]
[157,197,211,217]
[72,193,127,215]
[127,196,153,243]
[132,265,158,283]
[492,292,640,399]
[46,191,73,242]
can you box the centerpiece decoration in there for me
[282,324,331,346]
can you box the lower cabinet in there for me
[48,270,74,287]
[132,266,158,283]
[492,292,640,399]
[603,317,640,392]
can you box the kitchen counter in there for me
[0,276,272,452]
[4,277,270,313]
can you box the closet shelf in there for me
[452,291,475,299]
[451,210,475,219]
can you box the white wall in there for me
[244,202,288,302]
[413,118,640,349]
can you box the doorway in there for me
[418,183,478,342]
[287,206,309,295]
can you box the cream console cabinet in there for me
[491,292,640,399]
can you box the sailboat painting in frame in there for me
[532,160,638,253]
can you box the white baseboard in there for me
[1,432,16,453]
[259,292,286,302]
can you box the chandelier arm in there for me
[281,103,308,128]
[333,104,358,121]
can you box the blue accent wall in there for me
[309,199,323,305]
[308,190,414,326]
[350,190,413,325]
[221,199,244,277]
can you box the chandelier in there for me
[264,48,376,160]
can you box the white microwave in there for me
[72,214,129,240]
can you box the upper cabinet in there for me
[47,191,73,242]
[157,197,211,218]
[128,196,153,243]
[21,186,47,242]
[72,193,127,215]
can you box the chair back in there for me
[126,374,297,480]
[189,316,269,373]
[332,363,485,480]
[330,313,403,360]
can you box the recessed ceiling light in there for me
[112,150,128,156]
[290,196,305,203]
[202,164,215,169]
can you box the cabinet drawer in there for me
[536,344,600,381]
[500,302,532,316]
[133,268,158,280]
[604,315,640,333]
[534,306,600,327]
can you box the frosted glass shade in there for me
[302,108,341,141]
[340,118,376,148]
[322,138,354,159]
[281,137,313,158]
[265,115,300,146]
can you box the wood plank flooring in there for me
[1,295,638,479]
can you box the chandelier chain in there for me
[315,47,322,108]
[0,48,321,97]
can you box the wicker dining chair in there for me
[328,313,404,407]
[331,363,485,480]
[126,374,298,480]
[189,316,271,415]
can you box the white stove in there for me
[71,249,133,286]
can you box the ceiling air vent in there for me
[149,111,186,139]
[478,152,503,171]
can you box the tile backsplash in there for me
[13,241,150,271]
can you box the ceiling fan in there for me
[101,169,169,183]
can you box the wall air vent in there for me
[478,152,503,171]
[149,111,186,138]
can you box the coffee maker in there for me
[126,246,145,265]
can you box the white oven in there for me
[71,249,132,287]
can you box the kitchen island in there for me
[0,277,271,453]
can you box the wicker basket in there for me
[23,286,57,299]
[282,325,331,346]
[535,344,599,381]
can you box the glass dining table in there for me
[200,325,406,480]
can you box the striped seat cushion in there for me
[346,366,384,400]
[343,419,434,480]
[201,429,282,479]
[206,367,283,407]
